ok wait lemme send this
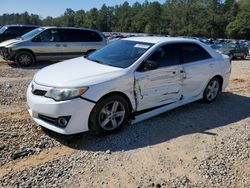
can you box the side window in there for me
[180,43,211,64]
[60,29,80,42]
[161,44,180,67]
[146,44,180,68]
[36,29,60,42]
[83,30,103,42]
[5,27,23,35]
[60,29,103,42]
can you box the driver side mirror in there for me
[139,60,159,72]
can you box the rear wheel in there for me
[203,77,221,103]
[89,95,129,135]
[15,51,35,67]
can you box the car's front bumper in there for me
[27,82,95,135]
[0,47,15,60]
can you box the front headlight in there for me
[45,87,88,101]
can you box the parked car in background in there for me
[27,37,231,135]
[0,25,39,42]
[0,27,106,66]
[218,43,249,59]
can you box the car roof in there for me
[123,36,199,44]
[3,25,39,28]
[41,26,99,32]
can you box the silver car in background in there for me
[0,27,106,66]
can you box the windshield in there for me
[86,40,153,68]
[20,28,45,40]
[0,26,7,34]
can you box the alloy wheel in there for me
[17,53,32,66]
[206,79,219,101]
[98,101,126,131]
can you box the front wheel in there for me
[15,51,35,67]
[203,77,221,103]
[89,95,130,135]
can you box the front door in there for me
[134,44,184,111]
[32,29,64,61]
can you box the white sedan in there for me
[27,37,231,135]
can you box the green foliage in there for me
[226,0,250,39]
[0,0,249,39]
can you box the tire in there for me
[15,51,35,67]
[89,95,130,135]
[203,77,221,103]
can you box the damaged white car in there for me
[27,37,231,135]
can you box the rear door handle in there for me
[63,44,68,47]
[180,70,185,73]
[55,44,60,47]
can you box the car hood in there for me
[0,38,21,47]
[34,57,125,87]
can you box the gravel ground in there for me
[0,58,249,187]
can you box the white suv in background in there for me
[27,37,231,135]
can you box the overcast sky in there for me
[0,0,166,18]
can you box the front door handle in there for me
[180,70,185,73]
[63,44,68,47]
[55,44,60,47]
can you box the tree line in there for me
[0,0,250,39]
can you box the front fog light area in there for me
[57,117,69,127]
[38,114,71,128]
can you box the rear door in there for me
[59,29,104,59]
[134,43,184,111]
[78,30,105,53]
[59,29,84,59]
[179,42,214,99]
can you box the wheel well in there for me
[87,91,133,131]
[97,92,133,113]
[16,49,36,62]
[213,75,223,91]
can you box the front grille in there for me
[0,48,10,58]
[32,89,47,96]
